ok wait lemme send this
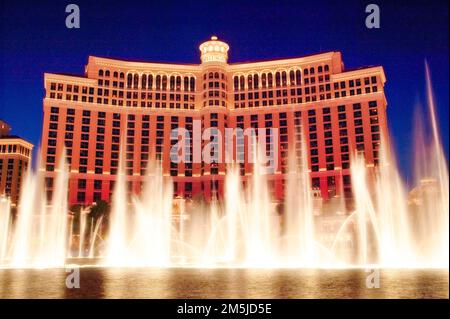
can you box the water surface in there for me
[0,268,447,299]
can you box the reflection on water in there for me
[0,268,447,299]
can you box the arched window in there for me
[133,74,139,89]
[98,69,104,76]
[169,76,175,91]
[184,77,189,91]
[268,73,273,88]
[304,68,309,75]
[248,75,253,90]
[275,72,281,87]
[214,72,219,79]
[189,77,195,91]
[234,76,239,91]
[296,70,301,85]
[141,74,147,89]
[148,74,153,89]
[318,66,323,73]
[127,74,133,88]
[209,72,214,79]
[162,75,167,90]
[254,74,259,88]
[105,70,110,77]
[176,76,181,91]
[289,70,295,85]
[120,72,124,79]
[156,75,161,90]
[113,71,118,78]
[309,67,315,74]
[262,73,267,88]
[239,75,245,90]
[324,65,329,72]
[281,71,287,86]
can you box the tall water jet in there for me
[105,149,130,266]
[131,161,173,266]
[412,112,438,263]
[350,154,380,265]
[201,197,223,265]
[9,150,69,267]
[10,163,41,266]
[375,137,415,266]
[224,164,242,264]
[182,196,210,264]
[0,195,11,263]
[410,64,449,266]
[243,139,276,266]
[42,152,69,266]
[424,63,449,266]
[284,130,316,266]
[106,158,173,267]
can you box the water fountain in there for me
[0,66,447,269]
[283,130,316,266]
[105,156,174,267]
[3,152,69,268]
[0,195,11,263]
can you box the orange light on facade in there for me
[40,37,388,205]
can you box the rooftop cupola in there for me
[199,36,230,64]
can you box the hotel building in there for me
[41,36,388,205]
[0,120,33,205]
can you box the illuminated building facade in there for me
[0,120,33,205]
[41,36,388,205]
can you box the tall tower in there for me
[199,36,230,108]
[198,36,230,198]
[0,120,33,205]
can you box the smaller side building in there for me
[0,119,33,205]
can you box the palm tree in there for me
[90,200,111,222]
[87,200,111,256]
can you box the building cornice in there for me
[85,52,342,75]
[87,56,202,74]
[228,52,339,71]
[44,73,96,85]
[333,66,386,84]
[0,138,34,150]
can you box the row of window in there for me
[125,73,196,91]
[71,172,356,203]
[0,144,31,156]
[45,101,382,175]
[233,65,331,91]
[234,70,303,91]
[232,76,378,108]
[0,158,27,200]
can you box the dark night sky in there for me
[0,0,448,185]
